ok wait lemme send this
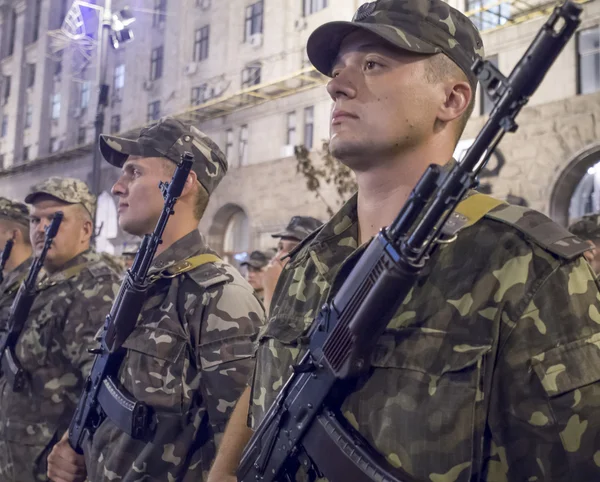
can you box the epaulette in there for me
[186,261,230,290]
[484,203,589,260]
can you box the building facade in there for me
[0,0,599,259]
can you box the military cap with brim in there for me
[0,197,29,227]
[271,215,323,242]
[99,116,228,196]
[241,250,271,269]
[569,214,600,240]
[307,0,484,89]
[24,177,96,218]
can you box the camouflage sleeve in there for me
[490,256,600,480]
[194,280,265,445]
[63,276,117,377]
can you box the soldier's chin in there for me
[118,217,147,237]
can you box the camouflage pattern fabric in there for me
[100,116,228,196]
[0,250,119,482]
[24,177,97,218]
[83,230,265,482]
[0,257,33,329]
[0,197,29,227]
[250,193,600,481]
[307,0,485,89]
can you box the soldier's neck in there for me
[154,214,199,258]
[355,151,449,244]
[4,243,32,273]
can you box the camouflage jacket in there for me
[0,250,119,482]
[250,193,600,482]
[83,230,265,482]
[0,257,32,328]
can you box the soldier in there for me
[0,198,33,323]
[262,216,322,313]
[0,178,120,482]
[240,250,270,302]
[47,117,265,482]
[569,213,600,274]
[209,1,600,481]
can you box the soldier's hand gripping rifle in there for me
[68,153,193,454]
[0,237,14,285]
[0,212,63,392]
[238,3,582,482]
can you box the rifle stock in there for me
[68,153,194,454]
[238,3,582,481]
[0,212,63,392]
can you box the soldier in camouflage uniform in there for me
[209,1,600,481]
[240,250,270,302]
[0,178,120,482]
[262,216,323,314]
[47,117,265,482]
[569,213,600,274]
[0,197,33,325]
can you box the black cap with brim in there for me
[307,21,439,78]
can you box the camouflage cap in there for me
[99,116,228,196]
[24,177,96,217]
[569,214,600,240]
[240,250,271,269]
[306,0,485,89]
[0,197,29,227]
[271,215,323,242]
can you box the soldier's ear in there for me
[181,170,199,198]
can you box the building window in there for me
[110,115,121,133]
[7,9,16,57]
[153,0,166,27]
[222,208,250,265]
[191,84,207,106]
[32,0,42,42]
[51,93,61,120]
[80,81,90,109]
[225,128,234,161]
[241,62,261,88]
[26,63,36,88]
[77,127,86,145]
[245,1,263,41]
[1,115,7,137]
[150,46,164,80]
[465,0,509,31]
[304,106,314,148]
[113,64,125,100]
[25,104,33,128]
[193,25,210,62]
[2,76,10,105]
[286,112,296,146]
[0,154,5,170]
[23,145,29,161]
[480,54,499,115]
[55,58,63,76]
[578,27,600,95]
[196,0,211,8]
[50,137,60,153]
[239,124,248,165]
[303,0,328,16]
[147,100,161,122]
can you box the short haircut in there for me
[159,157,209,221]
[425,53,476,142]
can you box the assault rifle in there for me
[238,2,582,481]
[0,212,63,392]
[0,238,14,285]
[68,153,193,453]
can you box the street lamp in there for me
[90,1,135,241]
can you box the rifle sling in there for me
[97,253,220,442]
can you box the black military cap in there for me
[271,216,323,242]
[240,250,271,269]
